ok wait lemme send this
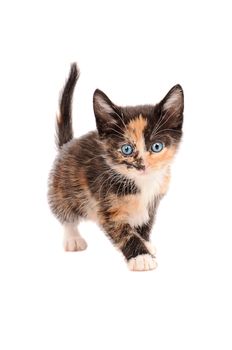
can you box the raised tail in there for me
[56,63,80,149]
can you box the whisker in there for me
[90,168,113,187]
[110,123,128,135]
[152,108,171,135]
[114,111,130,136]
[153,109,179,136]
[98,170,120,197]
[104,173,121,197]
[83,154,105,163]
[152,128,182,137]
[152,114,166,135]
[105,127,126,140]
[152,106,178,136]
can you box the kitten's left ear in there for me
[159,84,184,128]
[93,89,122,137]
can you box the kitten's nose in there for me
[137,158,150,173]
[134,161,146,171]
[135,157,147,171]
[137,164,145,171]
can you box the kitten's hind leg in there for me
[63,223,87,252]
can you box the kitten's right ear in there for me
[93,89,121,136]
[159,84,184,129]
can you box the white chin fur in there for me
[127,167,168,228]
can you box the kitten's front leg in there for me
[135,200,160,256]
[102,221,157,271]
[136,221,156,256]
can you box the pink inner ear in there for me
[163,89,183,113]
[95,94,115,115]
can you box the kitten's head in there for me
[93,85,184,178]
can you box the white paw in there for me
[128,254,157,271]
[144,241,156,256]
[63,236,87,252]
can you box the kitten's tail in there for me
[56,63,80,149]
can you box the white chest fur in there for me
[127,167,168,228]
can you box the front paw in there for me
[128,254,157,271]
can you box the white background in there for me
[0,0,231,349]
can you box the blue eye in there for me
[151,142,164,153]
[121,144,133,156]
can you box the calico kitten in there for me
[48,63,184,271]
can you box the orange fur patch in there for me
[107,195,140,223]
[146,146,177,171]
[126,115,147,152]
[78,169,88,190]
[160,172,171,195]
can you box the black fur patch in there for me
[122,236,149,260]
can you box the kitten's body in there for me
[48,64,184,271]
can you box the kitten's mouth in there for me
[122,161,146,172]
